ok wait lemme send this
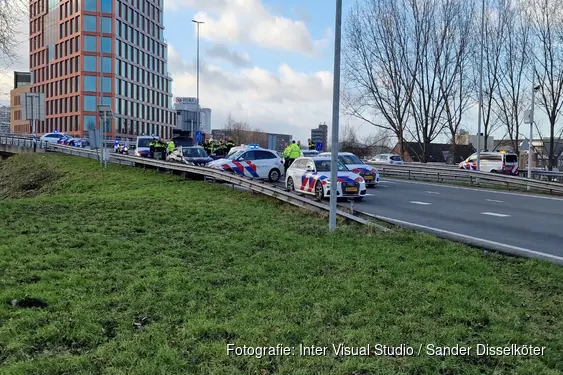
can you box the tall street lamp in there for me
[329,0,342,231]
[528,62,541,181]
[192,20,204,137]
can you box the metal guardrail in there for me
[0,134,49,150]
[16,143,562,265]
[47,144,385,230]
[368,162,563,195]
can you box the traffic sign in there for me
[315,142,323,152]
[195,131,202,142]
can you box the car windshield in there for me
[505,154,517,163]
[339,154,363,164]
[314,160,348,172]
[183,147,208,158]
[137,138,151,147]
[390,155,402,161]
[228,150,245,160]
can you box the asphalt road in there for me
[359,178,563,259]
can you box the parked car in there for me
[369,154,404,164]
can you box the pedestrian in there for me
[308,138,315,150]
[283,143,292,174]
[287,140,301,168]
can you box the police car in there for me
[285,157,367,201]
[207,144,284,182]
[318,152,379,188]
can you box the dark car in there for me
[169,146,213,166]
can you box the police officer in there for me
[226,138,235,154]
[287,140,301,168]
[167,139,175,156]
[283,143,292,174]
[308,138,315,150]
[149,137,157,158]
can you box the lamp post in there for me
[476,0,485,170]
[329,0,342,231]
[529,62,540,181]
[192,20,204,136]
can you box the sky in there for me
[0,0,551,145]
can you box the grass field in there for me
[0,153,562,375]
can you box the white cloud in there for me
[167,45,333,141]
[166,0,328,57]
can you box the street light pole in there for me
[192,20,204,137]
[476,0,485,170]
[529,62,538,181]
[329,0,342,232]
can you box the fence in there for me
[368,162,563,195]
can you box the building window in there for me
[102,77,111,92]
[84,115,97,131]
[84,0,97,12]
[84,56,97,71]
[102,17,112,33]
[101,57,112,72]
[101,37,112,53]
[84,36,97,52]
[84,15,96,31]
[84,75,96,91]
[101,0,112,13]
[84,95,97,112]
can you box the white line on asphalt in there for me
[385,178,563,201]
[379,180,397,184]
[486,199,504,203]
[357,212,563,265]
[426,191,440,194]
[380,185,388,187]
[481,212,510,217]
[410,201,432,205]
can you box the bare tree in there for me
[438,0,476,163]
[0,0,26,65]
[223,113,251,144]
[530,0,563,170]
[342,0,419,160]
[408,0,470,162]
[493,0,531,153]
[472,0,508,151]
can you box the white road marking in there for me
[486,199,504,203]
[385,178,563,201]
[356,212,563,265]
[426,191,440,194]
[379,180,397,184]
[380,185,388,188]
[481,212,510,217]
[410,201,432,205]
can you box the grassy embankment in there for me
[0,153,562,375]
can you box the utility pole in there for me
[529,62,540,183]
[99,12,105,167]
[476,0,485,170]
[192,20,204,137]
[329,0,342,231]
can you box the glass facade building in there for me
[29,0,176,138]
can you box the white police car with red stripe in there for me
[207,145,284,182]
[285,157,367,201]
[319,152,379,187]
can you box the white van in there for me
[459,152,519,175]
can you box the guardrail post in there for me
[408,170,411,180]
[437,172,440,182]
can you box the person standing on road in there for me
[308,139,315,150]
[167,139,175,156]
[287,140,301,169]
[226,138,235,154]
[283,143,292,174]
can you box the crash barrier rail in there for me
[369,162,563,195]
[0,134,49,150]
[366,160,563,181]
[40,144,563,265]
[46,144,385,229]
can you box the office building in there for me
[28,0,175,138]
[174,97,211,135]
[9,72,32,133]
[211,129,291,152]
[311,122,328,151]
[0,106,10,134]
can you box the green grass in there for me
[0,153,562,375]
